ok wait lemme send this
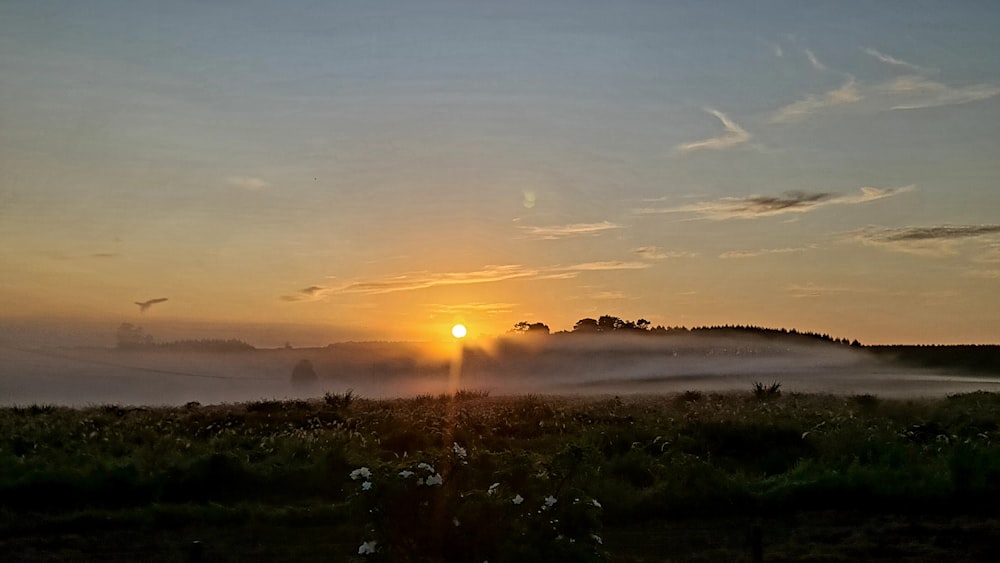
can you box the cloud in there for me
[804,49,827,71]
[964,269,1000,280]
[588,291,628,300]
[428,302,517,315]
[91,252,120,259]
[862,48,930,73]
[559,261,650,272]
[850,224,1000,256]
[880,75,1000,110]
[719,247,809,259]
[770,78,862,123]
[520,221,621,239]
[786,284,860,298]
[635,185,912,221]
[226,176,268,190]
[286,261,652,299]
[632,246,697,260]
[676,108,750,153]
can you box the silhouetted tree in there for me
[510,321,550,336]
[573,318,600,333]
[597,315,623,332]
[291,359,318,387]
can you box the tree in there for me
[290,359,318,387]
[116,323,153,348]
[597,315,623,332]
[510,321,550,336]
[572,318,599,333]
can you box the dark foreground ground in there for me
[4,390,1000,561]
[5,510,1000,562]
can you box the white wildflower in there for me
[452,442,467,459]
[424,473,443,486]
[544,495,557,508]
[358,540,377,555]
[361,481,372,491]
[398,470,415,478]
[349,467,372,481]
[512,494,524,505]
[453,517,461,527]
[591,499,602,508]
[417,462,434,472]
[487,482,500,495]
[591,534,603,545]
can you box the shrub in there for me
[751,381,782,400]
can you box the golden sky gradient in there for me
[2,1,999,346]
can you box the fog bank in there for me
[2,334,999,407]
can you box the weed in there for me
[751,381,782,400]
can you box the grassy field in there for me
[3,388,1000,561]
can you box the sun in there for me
[451,324,468,339]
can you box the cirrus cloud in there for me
[635,185,913,221]
[519,221,621,240]
[849,224,1000,256]
[675,108,750,153]
[284,260,652,300]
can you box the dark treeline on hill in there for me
[510,315,862,347]
[115,322,254,352]
[868,345,1000,374]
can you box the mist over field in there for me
[2,332,998,407]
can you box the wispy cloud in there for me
[786,284,863,298]
[770,77,862,122]
[561,261,650,272]
[632,246,697,260]
[428,302,516,315]
[964,269,1000,280]
[720,247,810,259]
[226,176,268,190]
[850,224,1000,256]
[880,75,1000,110]
[286,261,652,300]
[635,185,913,221]
[862,47,930,73]
[588,291,628,300]
[804,49,827,71]
[676,108,750,153]
[520,221,621,239]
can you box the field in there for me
[4,388,1000,561]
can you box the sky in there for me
[1,0,999,346]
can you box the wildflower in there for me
[591,499,602,508]
[452,442,467,459]
[512,494,524,505]
[350,467,372,481]
[487,482,500,495]
[361,481,373,491]
[544,495,557,508]
[453,517,461,527]
[417,462,434,472]
[358,540,377,555]
[591,534,603,545]
[398,470,415,478]
[424,473,443,486]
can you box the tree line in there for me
[509,315,862,346]
[115,323,255,351]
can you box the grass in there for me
[3,388,1000,560]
